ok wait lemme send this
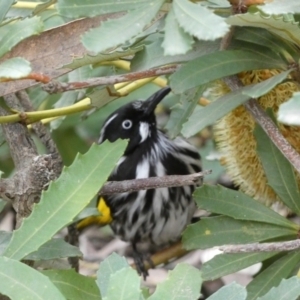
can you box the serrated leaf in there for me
[0,16,43,58]
[149,263,202,300]
[207,282,247,300]
[194,185,297,229]
[278,92,300,125]
[0,0,14,23]
[131,37,219,71]
[24,238,82,260]
[254,122,300,215]
[227,12,300,45]
[0,57,31,79]
[104,267,141,300]
[202,252,277,281]
[173,0,229,41]
[261,0,300,15]
[246,251,300,300]
[97,252,130,298]
[0,256,64,300]
[182,216,297,250]
[42,269,101,300]
[63,45,144,69]
[170,49,286,94]
[258,276,300,300]
[162,7,194,56]
[2,141,127,260]
[82,0,164,54]
[165,86,204,139]
[57,0,150,18]
[181,68,291,137]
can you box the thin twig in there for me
[219,240,300,253]
[99,170,211,196]
[43,65,180,94]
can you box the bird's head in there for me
[98,87,171,154]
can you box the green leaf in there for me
[97,252,130,298]
[181,88,250,137]
[0,57,31,79]
[182,216,297,250]
[0,256,64,300]
[207,282,247,300]
[254,122,300,214]
[131,37,219,71]
[104,267,141,300]
[242,69,293,98]
[246,251,300,300]
[24,238,82,260]
[57,0,150,18]
[202,252,277,281]
[173,0,229,41]
[148,263,202,300]
[258,276,300,300]
[63,45,144,69]
[0,231,12,255]
[2,141,127,260]
[0,16,43,58]
[181,68,291,137]
[233,27,300,62]
[194,185,297,229]
[82,0,164,54]
[278,92,300,126]
[162,7,194,56]
[0,0,14,23]
[165,86,204,139]
[261,0,300,15]
[42,269,101,300]
[170,49,286,93]
[227,12,300,45]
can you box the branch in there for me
[219,240,300,253]
[223,76,300,175]
[43,65,180,94]
[99,170,211,196]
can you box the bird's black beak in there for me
[142,87,171,115]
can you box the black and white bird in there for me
[79,87,202,278]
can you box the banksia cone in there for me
[214,69,300,208]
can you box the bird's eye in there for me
[122,119,132,129]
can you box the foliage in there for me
[1,0,300,299]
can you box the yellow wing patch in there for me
[77,197,112,230]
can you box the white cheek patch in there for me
[139,122,150,143]
[98,113,118,144]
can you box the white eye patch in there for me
[98,113,118,144]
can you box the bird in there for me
[77,86,202,278]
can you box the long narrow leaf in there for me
[194,185,297,229]
[0,257,64,300]
[2,141,126,260]
[246,251,300,300]
[254,122,300,215]
[170,49,286,93]
[183,216,297,250]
